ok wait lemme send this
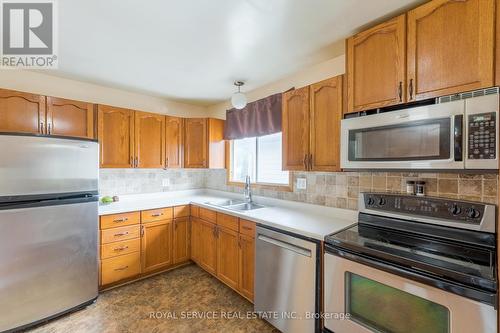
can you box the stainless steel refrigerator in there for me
[0,134,99,332]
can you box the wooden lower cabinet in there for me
[101,252,141,286]
[238,234,255,301]
[216,227,240,289]
[200,220,217,274]
[141,219,173,273]
[173,217,190,264]
[190,217,202,263]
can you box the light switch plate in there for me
[162,179,170,187]
[296,178,307,190]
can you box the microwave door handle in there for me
[454,114,463,162]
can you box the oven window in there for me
[348,118,451,161]
[346,272,449,333]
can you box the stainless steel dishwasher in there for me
[255,226,319,333]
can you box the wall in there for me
[99,169,206,197]
[205,170,498,210]
[207,53,346,119]
[0,70,208,117]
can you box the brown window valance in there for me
[224,92,282,140]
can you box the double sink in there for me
[206,199,265,212]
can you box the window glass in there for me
[231,133,289,185]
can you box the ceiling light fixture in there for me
[231,81,247,109]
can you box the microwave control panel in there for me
[468,112,496,159]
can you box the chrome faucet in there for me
[243,175,252,203]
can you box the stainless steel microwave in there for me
[340,92,499,170]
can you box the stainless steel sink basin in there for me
[206,199,244,207]
[225,202,265,211]
[206,200,265,211]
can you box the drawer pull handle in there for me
[114,246,129,251]
[151,213,164,217]
[242,226,253,230]
[114,265,129,271]
[114,232,129,237]
[113,218,129,223]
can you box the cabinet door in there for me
[347,15,406,112]
[135,111,165,168]
[200,220,217,274]
[165,116,183,168]
[407,0,494,101]
[208,118,225,169]
[496,0,500,86]
[190,217,201,263]
[98,105,135,168]
[0,88,45,134]
[46,97,94,138]
[141,219,172,273]
[184,118,207,168]
[238,234,255,301]
[310,76,343,172]
[173,217,190,264]
[216,227,239,289]
[282,86,310,171]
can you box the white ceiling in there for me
[55,0,421,105]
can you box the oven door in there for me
[324,252,497,333]
[341,100,465,170]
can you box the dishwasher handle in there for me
[257,234,312,257]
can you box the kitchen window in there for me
[229,132,290,187]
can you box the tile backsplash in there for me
[99,169,206,196]
[100,168,498,211]
[204,169,498,211]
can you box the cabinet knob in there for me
[398,81,403,102]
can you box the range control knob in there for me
[378,197,387,206]
[367,197,375,206]
[466,208,481,219]
[449,204,462,216]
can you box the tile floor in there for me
[26,264,278,333]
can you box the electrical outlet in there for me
[162,179,170,187]
[296,178,307,190]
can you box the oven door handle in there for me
[454,114,463,162]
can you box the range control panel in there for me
[468,112,496,160]
[361,193,487,225]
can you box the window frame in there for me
[226,135,292,192]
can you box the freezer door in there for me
[0,199,98,332]
[0,135,98,198]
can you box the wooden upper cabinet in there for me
[347,14,406,113]
[134,111,165,168]
[98,105,135,168]
[310,76,343,172]
[282,86,310,171]
[46,97,94,139]
[407,0,494,101]
[165,116,183,168]
[496,0,500,86]
[184,118,207,168]
[184,118,225,169]
[0,88,45,134]
[208,118,225,169]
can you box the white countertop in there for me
[99,189,358,240]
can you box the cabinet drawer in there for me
[199,207,216,223]
[101,252,140,285]
[191,205,200,218]
[239,219,256,237]
[101,225,140,244]
[101,238,140,259]
[100,211,140,230]
[217,212,239,232]
[173,205,190,218]
[141,207,173,223]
